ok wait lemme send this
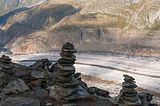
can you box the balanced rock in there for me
[51,42,89,105]
[0,55,15,74]
[0,55,12,64]
[0,55,15,91]
[116,75,141,105]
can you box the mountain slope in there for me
[0,0,46,16]
[0,0,79,48]
[0,0,160,56]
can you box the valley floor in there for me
[5,52,160,104]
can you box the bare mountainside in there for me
[0,0,160,56]
[0,0,45,16]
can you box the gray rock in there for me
[31,70,45,79]
[1,97,40,106]
[32,87,48,100]
[2,79,29,94]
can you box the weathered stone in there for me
[58,59,75,66]
[54,85,77,97]
[31,70,45,79]
[14,68,31,82]
[52,42,89,104]
[2,79,29,94]
[60,53,76,60]
[0,71,13,90]
[88,87,110,98]
[138,92,156,106]
[57,65,75,71]
[77,85,90,97]
[56,80,79,88]
[116,75,141,105]
[1,97,40,106]
[50,63,58,72]
[28,80,41,88]
[0,55,15,74]
[56,75,73,82]
[0,55,12,64]
[32,87,49,100]
[30,58,52,70]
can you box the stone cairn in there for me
[0,55,15,91]
[52,42,82,105]
[116,74,141,105]
[0,55,14,73]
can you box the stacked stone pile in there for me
[116,75,143,105]
[0,55,14,74]
[115,74,158,106]
[52,42,89,105]
[0,55,15,91]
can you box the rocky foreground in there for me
[0,42,158,106]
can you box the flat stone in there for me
[0,72,13,88]
[60,53,76,60]
[58,59,75,65]
[62,48,77,53]
[123,74,135,82]
[123,96,139,102]
[58,71,73,76]
[0,55,12,64]
[57,64,75,71]
[56,76,73,82]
